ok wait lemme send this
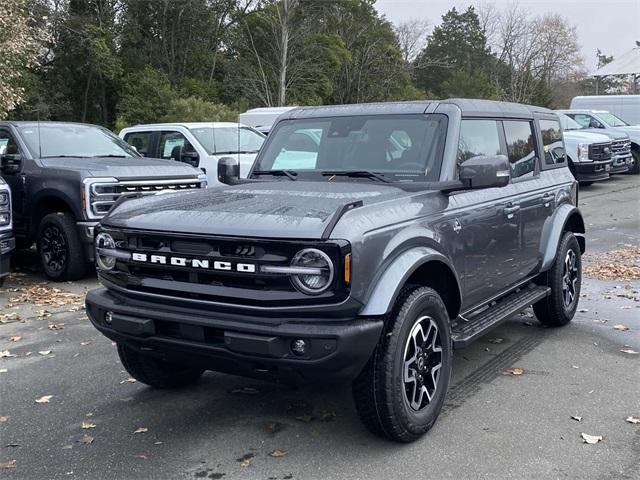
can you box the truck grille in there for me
[87,179,203,218]
[611,139,631,156]
[588,142,612,161]
[97,228,349,307]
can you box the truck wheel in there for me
[37,212,87,281]
[0,277,5,289]
[630,150,640,174]
[352,287,452,442]
[117,344,204,389]
[533,232,581,326]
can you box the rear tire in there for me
[352,287,452,442]
[533,232,581,326]
[37,212,88,281]
[117,344,204,389]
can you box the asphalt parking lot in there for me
[1,175,638,480]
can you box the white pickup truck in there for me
[119,122,265,185]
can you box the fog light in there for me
[105,311,113,325]
[291,339,308,356]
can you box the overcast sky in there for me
[375,0,640,71]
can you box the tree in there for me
[116,66,176,127]
[414,6,496,98]
[395,19,430,65]
[0,0,49,118]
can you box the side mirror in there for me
[459,155,510,189]
[0,154,22,175]
[181,150,199,168]
[217,156,240,185]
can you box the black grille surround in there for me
[97,226,351,308]
[588,142,612,161]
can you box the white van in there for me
[570,95,640,125]
[238,107,297,135]
[119,122,265,185]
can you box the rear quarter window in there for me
[539,119,566,167]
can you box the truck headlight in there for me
[290,248,334,295]
[577,143,590,162]
[0,192,8,205]
[95,232,117,270]
[0,212,9,226]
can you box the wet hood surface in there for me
[103,181,413,239]
[39,156,201,179]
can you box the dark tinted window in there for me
[457,120,502,166]
[503,121,537,179]
[123,131,153,157]
[0,129,20,155]
[539,119,565,165]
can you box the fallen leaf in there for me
[48,323,65,331]
[35,395,53,403]
[620,348,639,354]
[578,308,589,313]
[153,441,163,445]
[82,421,96,429]
[572,365,579,369]
[0,416,8,422]
[0,368,7,373]
[0,460,16,469]
[80,341,92,346]
[488,338,503,344]
[230,386,259,395]
[580,432,603,444]
[269,449,288,457]
[0,350,17,358]
[265,422,283,434]
[133,427,148,434]
[9,336,21,342]
[613,324,630,331]
[236,452,254,467]
[321,411,337,422]
[134,454,148,460]
[500,367,524,376]
[62,445,73,450]
[119,378,137,384]
[625,416,640,424]
[5,443,20,448]
[571,415,583,422]
[38,350,52,356]
[295,415,313,423]
[79,435,94,445]
[239,459,251,468]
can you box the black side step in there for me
[451,285,550,349]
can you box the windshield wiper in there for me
[322,170,391,183]
[95,154,127,158]
[252,169,298,180]
[215,150,259,155]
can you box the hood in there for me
[609,125,640,140]
[579,128,629,141]
[103,181,412,239]
[563,130,611,143]
[38,156,201,180]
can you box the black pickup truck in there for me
[86,100,585,442]
[0,121,207,281]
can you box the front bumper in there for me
[573,160,611,182]
[77,221,99,261]
[86,288,383,382]
[0,232,15,281]
[610,154,632,174]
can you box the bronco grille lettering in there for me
[131,252,256,273]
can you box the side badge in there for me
[453,218,462,234]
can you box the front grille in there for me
[588,142,612,161]
[611,139,631,155]
[98,228,350,307]
[89,179,203,217]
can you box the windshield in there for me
[189,126,265,154]
[251,114,447,182]
[557,113,582,131]
[18,124,138,158]
[597,112,629,127]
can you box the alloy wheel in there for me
[41,225,67,273]
[402,316,443,411]
[562,249,579,308]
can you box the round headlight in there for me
[95,232,117,270]
[290,248,334,295]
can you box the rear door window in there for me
[503,121,537,179]
[539,119,566,166]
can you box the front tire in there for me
[117,344,204,389]
[629,150,640,175]
[352,287,452,442]
[533,232,582,326]
[37,212,88,281]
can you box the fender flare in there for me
[539,203,585,272]
[360,246,462,316]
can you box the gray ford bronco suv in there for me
[86,100,585,442]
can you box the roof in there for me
[281,99,553,120]
[241,107,297,115]
[1,120,100,128]
[556,109,609,114]
[126,122,247,129]
[592,47,640,76]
